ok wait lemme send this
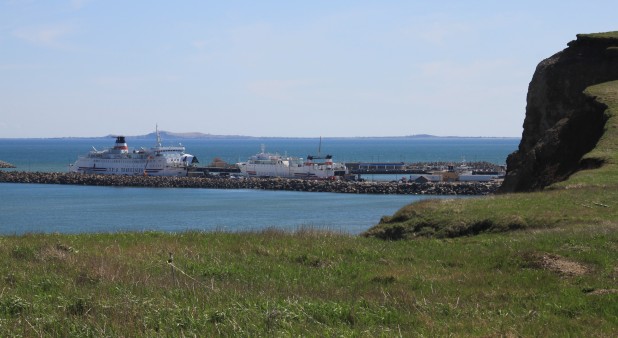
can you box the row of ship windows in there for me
[92,159,182,163]
[94,160,147,164]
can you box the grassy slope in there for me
[364,80,618,239]
[0,228,616,336]
[554,81,618,188]
[578,31,618,39]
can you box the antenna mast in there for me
[156,124,162,147]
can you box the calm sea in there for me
[0,137,518,235]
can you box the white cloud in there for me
[418,58,516,82]
[247,79,312,100]
[94,75,143,91]
[405,58,526,136]
[415,21,474,46]
[0,63,41,71]
[12,23,74,48]
[192,39,208,50]
[395,11,478,48]
[70,0,92,9]
[92,74,180,92]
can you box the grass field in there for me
[1,226,616,336]
[1,82,618,335]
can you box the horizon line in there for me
[0,133,522,140]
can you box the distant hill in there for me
[142,131,253,139]
[129,133,513,140]
[405,134,438,138]
[103,131,256,140]
[7,132,518,140]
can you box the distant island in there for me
[36,132,519,140]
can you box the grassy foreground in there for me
[1,227,617,336]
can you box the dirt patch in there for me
[586,289,618,295]
[526,253,589,276]
[38,243,77,262]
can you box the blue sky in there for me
[1,1,616,138]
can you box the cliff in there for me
[500,32,618,192]
[363,32,618,240]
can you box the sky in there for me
[0,1,617,138]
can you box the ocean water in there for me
[0,183,455,235]
[0,137,518,235]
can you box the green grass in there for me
[577,31,618,40]
[0,228,616,336]
[365,80,618,240]
[364,187,617,239]
[552,81,618,188]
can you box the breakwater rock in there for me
[0,160,16,168]
[0,171,499,195]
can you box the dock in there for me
[189,166,240,177]
[193,162,429,176]
[346,162,428,175]
[189,161,505,181]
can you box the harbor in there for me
[0,171,500,195]
[190,160,505,183]
[0,135,514,195]
[61,131,506,184]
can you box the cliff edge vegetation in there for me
[364,33,618,240]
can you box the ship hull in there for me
[239,160,347,179]
[70,157,188,176]
[68,131,196,177]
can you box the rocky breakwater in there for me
[501,32,618,192]
[0,171,500,195]
[0,160,16,168]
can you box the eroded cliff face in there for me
[500,33,618,192]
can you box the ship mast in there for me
[156,124,162,147]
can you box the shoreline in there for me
[0,171,499,195]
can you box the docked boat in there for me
[236,145,348,179]
[69,128,198,176]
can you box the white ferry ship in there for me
[236,145,348,179]
[69,129,198,176]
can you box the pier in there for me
[189,166,241,176]
[0,171,501,195]
[190,161,505,180]
[346,162,427,175]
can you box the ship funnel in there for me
[325,155,333,165]
[113,136,129,153]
